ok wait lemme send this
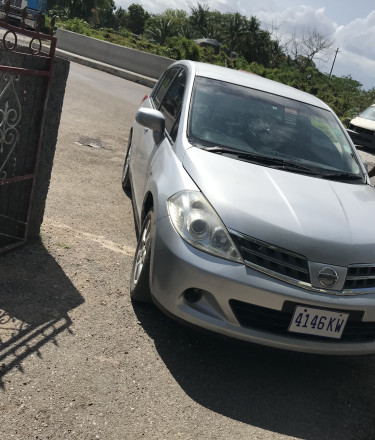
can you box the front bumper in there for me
[150,216,375,355]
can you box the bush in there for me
[60,18,93,37]
[169,37,200,61]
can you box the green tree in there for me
[238,17,283,68]
[163,9,188,28]
[162,9,198,39]
[120,3,149,35]
[115,6,126,20]
[145,15,177,46]
[47,0,116,25]
[97,0,117,28]
[46,0,88,19]
[169,36,200,61]
[222,12,246,54]
[189,3,210,38]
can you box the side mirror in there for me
[136,108,165,144]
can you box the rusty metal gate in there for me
[0,2,56,253]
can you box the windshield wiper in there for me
[321,172,364,181]
[204,146,320,174]
[203,145,248,155]
[238,153,316,172]
[199,145,366,181]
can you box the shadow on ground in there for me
[133,302,375,440]
[0,240,84,388]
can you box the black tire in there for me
[122,134,132,191]
[130,210,153,302]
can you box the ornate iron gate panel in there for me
[0,3,56,252]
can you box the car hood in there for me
[350,116,375,131]
[183,147,375,266]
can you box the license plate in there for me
[288,306,349,339]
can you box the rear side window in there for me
[153,68,179,109]
[159,69,186,138]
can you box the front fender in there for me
[142,140,198,225]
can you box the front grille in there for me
[230,232,375,295]
[344,265,375,291]
[230,233,310,284]
[348,125,375,148]
[230,300,375,342]
[351,125,374,137]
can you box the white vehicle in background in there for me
[347,104,375,150]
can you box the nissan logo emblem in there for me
[317,266,339,287]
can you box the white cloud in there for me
[334,10,375,60]
[116,0,190,14]
[329,48,375,87]
[255,5,375,89]
[257,5,336,39]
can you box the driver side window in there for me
[159,69,186,141]
[153,68,179,109]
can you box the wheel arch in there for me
[127,126,133,143]
[141,192,154,225]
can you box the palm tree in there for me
[222,12,246,54]
[239,16,281,66]
[189,3,210,38]
[146,16,176,46]
[179,23,200,40]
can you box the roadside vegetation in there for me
[46,0,375,124]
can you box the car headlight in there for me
[167,191,243,264]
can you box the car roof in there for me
[174,60,331,111]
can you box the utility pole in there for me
[329,47,339,78]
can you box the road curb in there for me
[55,49,157,89]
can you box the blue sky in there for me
[115,0,375,90]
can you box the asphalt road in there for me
[1,62,375,440]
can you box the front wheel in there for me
[130,210,153,302]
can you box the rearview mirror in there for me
[136,108,165,144]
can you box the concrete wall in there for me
[56,28,174,80]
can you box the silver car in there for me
[122,60,375,355]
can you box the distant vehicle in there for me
[0,0,46,29]
[347,104,375,150]
[27,0,46,17]
[123,60,375,356]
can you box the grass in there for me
[55,242,71,250]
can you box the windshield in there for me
[358,105,375,121]
[188,77,362,178]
